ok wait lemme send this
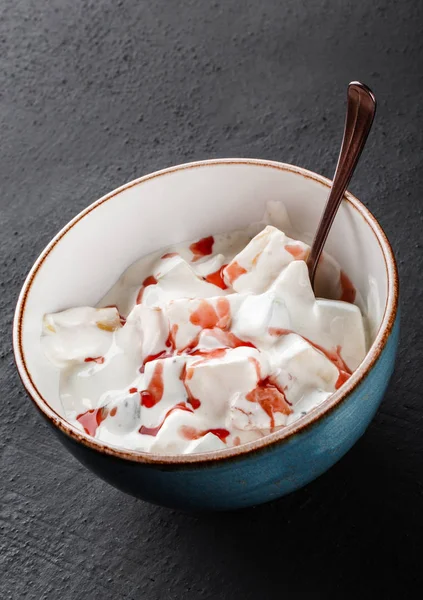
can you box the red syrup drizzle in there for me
[339,270,356,304]
[165,324,179,350]
[76,407,108,437]
[285,244,308,260]
[179,425,230,443]
[139,403,194,437]
[189,298,231,330]
[204,265,228,289]
[104,304,126,325]
[189,236,214,262]
[161,252,178,259]
[180,364,201,409]
[268,328,352,389]
[140,350,172,373]
[139,362,164,408]
[246,377,293,429]
[136,275,158,304]
[84,356,105,364]
[187,347,227,362]
[248,356,262,379]
[224,261,247,284]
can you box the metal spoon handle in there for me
[307,81,377,286]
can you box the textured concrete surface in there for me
[1,0,422,598]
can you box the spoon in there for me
[306,81,377,288]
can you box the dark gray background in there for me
[1,1,422,598]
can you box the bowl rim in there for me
[13,158,399,466]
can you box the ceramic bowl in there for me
[13,159,399,510]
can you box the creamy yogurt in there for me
[42,204,367,455]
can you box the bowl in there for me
[13,159,399,511]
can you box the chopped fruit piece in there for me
[41,306,120,367]
[223,226,309,293]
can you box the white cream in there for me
[42,204,367,455]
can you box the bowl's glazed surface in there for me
[13,159,399,510]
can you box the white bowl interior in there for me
[17,161,388,418]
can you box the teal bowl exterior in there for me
[44,316,399,511]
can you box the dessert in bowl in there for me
[41,212,367,454]
[13,159,399,510]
